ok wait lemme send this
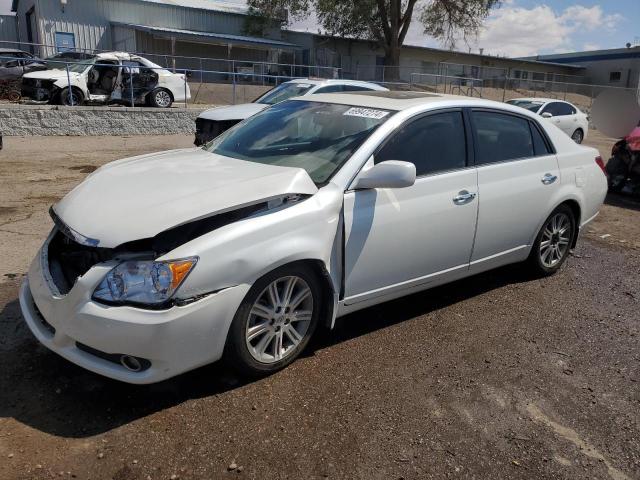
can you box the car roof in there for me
[286,78,387,90]
[94,51,136,60]
[510,97,571,105]
[292,90,544,114]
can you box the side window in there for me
[314,84,344,94]
[376,111,467,176]
[542,102,574,116]
[472,111,534,164]
[529,121,552,156]
[342,85,373,92]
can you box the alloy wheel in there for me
[155,90,172,108]
[245,276,313,364]
[539,212,572,268]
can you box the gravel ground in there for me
[0,131,639,480]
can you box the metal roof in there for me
[12,0,248,14]
[114,23,301,49]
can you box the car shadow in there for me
[605,192,640,211]
[0,262,535,439]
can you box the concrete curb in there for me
[0,105,208,136]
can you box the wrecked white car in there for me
[21,51,190,107]
[194,78,387,145]
[20,92,607,384]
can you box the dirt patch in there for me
[0,206,18,215]
[68,165,98,173]
[0,133,638,480]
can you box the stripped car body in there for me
[21,51,190,107]
[21,92,606,383]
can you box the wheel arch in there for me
[558,198,581,249]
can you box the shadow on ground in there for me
[0,263,535,439]
[605,192,640,211]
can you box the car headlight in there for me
[93,257,197,306]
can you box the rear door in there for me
[541,101,576,135]
[469,109,560,272]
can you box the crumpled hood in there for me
[198,103,268,121]
[53,148,318,248]
[23,69,80,81]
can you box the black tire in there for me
[59,87,83,106]
[147,88,173,108]
[223,263,324,377]
[527,204,576,276]
[571,128,584,144]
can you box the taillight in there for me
[595,156,607,176]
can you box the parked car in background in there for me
[194,78,388,145]
[44,51,96,70]
[21,51,190,107]
[0,48,46,80]
[606,124,640,196]
[507,98,589,144]
[20,91,607,384]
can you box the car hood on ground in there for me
[53,148,318,248]
[23,69,80,81]
[197,103,268,121]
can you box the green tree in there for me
[246,0,501,78]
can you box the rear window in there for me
[472,111,534,164]
[507,100,544,113]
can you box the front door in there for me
[469,109,561,271]
[343,110,478,304]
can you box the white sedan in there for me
[20,92,607,383]
[194,78,387,145]
[507,98,589,144]
[21,51,190,108]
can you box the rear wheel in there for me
[148,88,173,108]
[224,263,323,376]
[59,87,83,106]
[528,205,575,276]
[571,128,584,144]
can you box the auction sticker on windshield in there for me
[343,107,390,119]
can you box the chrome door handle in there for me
[453,190,477,205]
[541,173,558,185]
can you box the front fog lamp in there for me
[93,257,197,306]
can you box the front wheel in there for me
[59,87,83,106]
[224,264,323,376]
[528,205,576,276]
[148,88,173,108]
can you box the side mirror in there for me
[541,112,553,118]
[352,160,416,190]
[4,60,18,68]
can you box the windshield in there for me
[204,100,392,185]
[255,82,314,105]
[66,59,96,73]
[507,100,543,113]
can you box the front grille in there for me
[195,118,240,145]
[47,229,114,295]
[21,78,55,101]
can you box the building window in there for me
[609,71,622,82]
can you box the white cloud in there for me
[455,4,624,57]
[582,42,602,51]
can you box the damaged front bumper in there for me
[20,236,250,384]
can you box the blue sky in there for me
[1,0,638,56]
[287,0,640,56]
